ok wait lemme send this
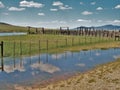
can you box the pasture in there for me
[0,34,119,57]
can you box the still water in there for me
[0,32,27,36]
[0,48,120,89]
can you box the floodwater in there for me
[0,48,120,90]
[0,32,27,36]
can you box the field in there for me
[0,34,119,57]
[0,23,120,57]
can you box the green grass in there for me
[0,23,28,32]
[0,34,119,57]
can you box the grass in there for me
[0,23,28,32]
[0,34,119,57]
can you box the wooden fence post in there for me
[46,40,48,62]
[13,41,16,68]
[72,38,74,46]
[39,40,41,63]
[20,41,22,56]
[65,38,67,46]
[1,41,4,71]
[29,41,31,56]
[13,41,16,58]
[1,41,3,57]
[79,38,80,45]
[56,40,58,48]
[46,40,48,51]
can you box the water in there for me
[0,32,27,36]
[0,48,120,89]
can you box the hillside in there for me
[0,22,29,32]
[95,25,120,30]
[75,25,120,30]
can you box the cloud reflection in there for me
[76,63,86,67]
[4,64,25,73]
[113,55,120,59]
[51,54,62,60]
[95,53,101,56]
[31,62,60,74]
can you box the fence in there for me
[1,36,115,57]
[0,34,119,71]
[28,27,120,39]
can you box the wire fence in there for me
[1,36,115,57]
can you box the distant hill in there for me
[0,22,12,26]
[0,22,36,32]
[0,22,28,32]
[95,25,120,30]
[75,24,120,30]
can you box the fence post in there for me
[13,41,16,58]
[79,38,80,45]
[72,38,74,46]
[1,41,3,57]
[1,41,4,71]
[29,41,31,56]
[90,36,92,44]
[20,41,22,56]
[13,41,16,68]
[39,40,41,63]
[46,40,48,51]
[85,36,86,44]
[65,38,67,46]
[56,40,58,48]
[46,40,48,62]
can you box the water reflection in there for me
[0,48,120,89]
[31,62,60,74]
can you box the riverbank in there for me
[0,34,119,57]
[14,58,120,90]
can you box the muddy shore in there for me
[14,58,120,90]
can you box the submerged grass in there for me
[0,34,119,57]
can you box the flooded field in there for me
[0,48,120,90]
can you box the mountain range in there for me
[76,25,120,30]
[0,22,120,31]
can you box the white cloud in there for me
[115,4,120,9]
[91,2,96,5]
[38,20,67,24]
[4,64,25,73]
[106,20,120,25]
[50,8,58,11]
[51,54,62,60]
[77,19,91,22]
[20,0,44,8]
[113,55,120,59]
[0,1,5,8]
[8,7,25,11]
[52,1,63,6]
[81,11,93,15]
[76,63,86,67]
[31,62,60,74]
[52,1,72,10]
[95,53,101,56]
[96,7,103,10]
[113,20,120,23]
[59,5,72,10]
[38,13,45,16]
[80,2,84,5]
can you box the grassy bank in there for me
[0,34,119,57]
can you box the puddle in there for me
[0,48,120,89]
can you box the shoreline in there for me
[14,58,120,90]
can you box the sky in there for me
[0,0,120,28]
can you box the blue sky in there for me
[0,0,120,28]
